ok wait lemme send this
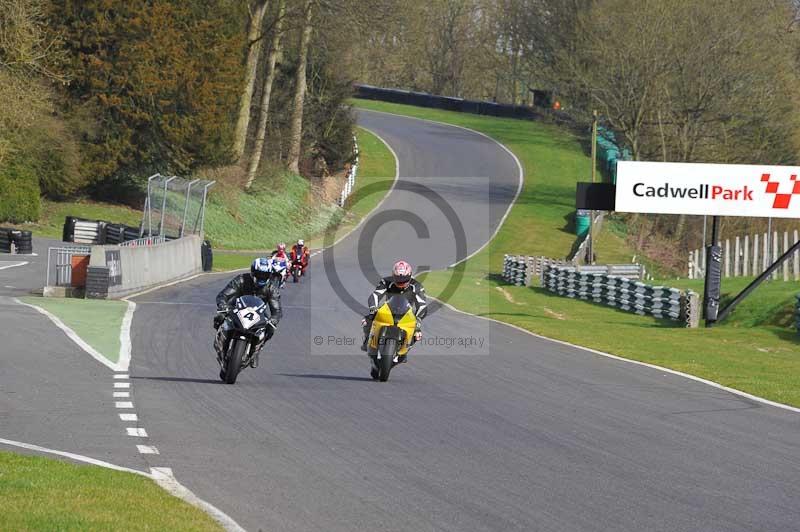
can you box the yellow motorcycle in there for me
[367,294,417,382]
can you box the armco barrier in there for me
[87,234,202,299]
[542,264,699,327]
[354,84,549,121]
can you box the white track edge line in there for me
[150,467,247,532]
[14,298,124,372]
[0,437,246,532]
[430,295,800,415]
[354,107,524,268]
[0,261,28,271]
[0,436,148,476]
[118,300,135,371]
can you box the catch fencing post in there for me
[734,237,740,276]
[180,179,200,237]
[199,181,215,238]
[159,176,177,237]
[143,174,159,237]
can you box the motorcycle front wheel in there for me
[377,338,396,382]
[222,338,247,384]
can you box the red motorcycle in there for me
[291,258,306,283]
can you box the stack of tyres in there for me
[10,230,33,254]
[0,228,10,253]
[201,240,213,272]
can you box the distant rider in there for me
[290,239,310,276]
[361,260,427,354]
[271,243,290,287]
[214,258,282,366]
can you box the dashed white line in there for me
[113,391,130,398]
[115,401,134,409]
[119,413,138,421]
[137,445,159,455]
[114,373,129,380]
[114,382,130,388]
[126,428,148,437]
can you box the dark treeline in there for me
[0,0,361,220]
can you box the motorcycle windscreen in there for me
[387,294,412,324]
[237,295,266,311]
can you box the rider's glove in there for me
[414,330,422,342]
[267,318,278,329]
[217,302,228,312]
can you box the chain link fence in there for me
[141,174,215,239]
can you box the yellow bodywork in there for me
[369,301,417,356]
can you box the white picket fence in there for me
[688,230,800,281]
[338,136,360,207]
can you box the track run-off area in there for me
[3,109,799,531]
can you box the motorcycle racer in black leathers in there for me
[214,258,282,366]
[361,260,427,355]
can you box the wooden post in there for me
[743,235,749,277]
[794,230,799,281]
[753,234,759,276]
[763,232,769,272]
[773,231,779,280]
[734,236,741,277]
[688,252,694,279]
[724,239,731,277]
[783,232,790,281]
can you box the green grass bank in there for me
[214,126,396,270]
[0,451,221,531]
[21,297,127,365]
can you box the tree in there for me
[287,0,314,174]
[233,0,269,161]
[246,0,285,188]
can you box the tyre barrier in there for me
[0,228,33,254]
[502,255,645,287]
[0,227,11,253]
[62,216,143,245]
[11,230,33,254]
[201,240,213,272]
[542,264,700,327]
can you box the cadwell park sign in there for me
[615,161,800,218]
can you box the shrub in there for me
[0,155,41,222]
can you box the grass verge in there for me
[21,297,126,364]
[355,99,800,407]
[0,450,221,531]
[213,126,396,271]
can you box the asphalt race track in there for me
[14,110,798,531]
